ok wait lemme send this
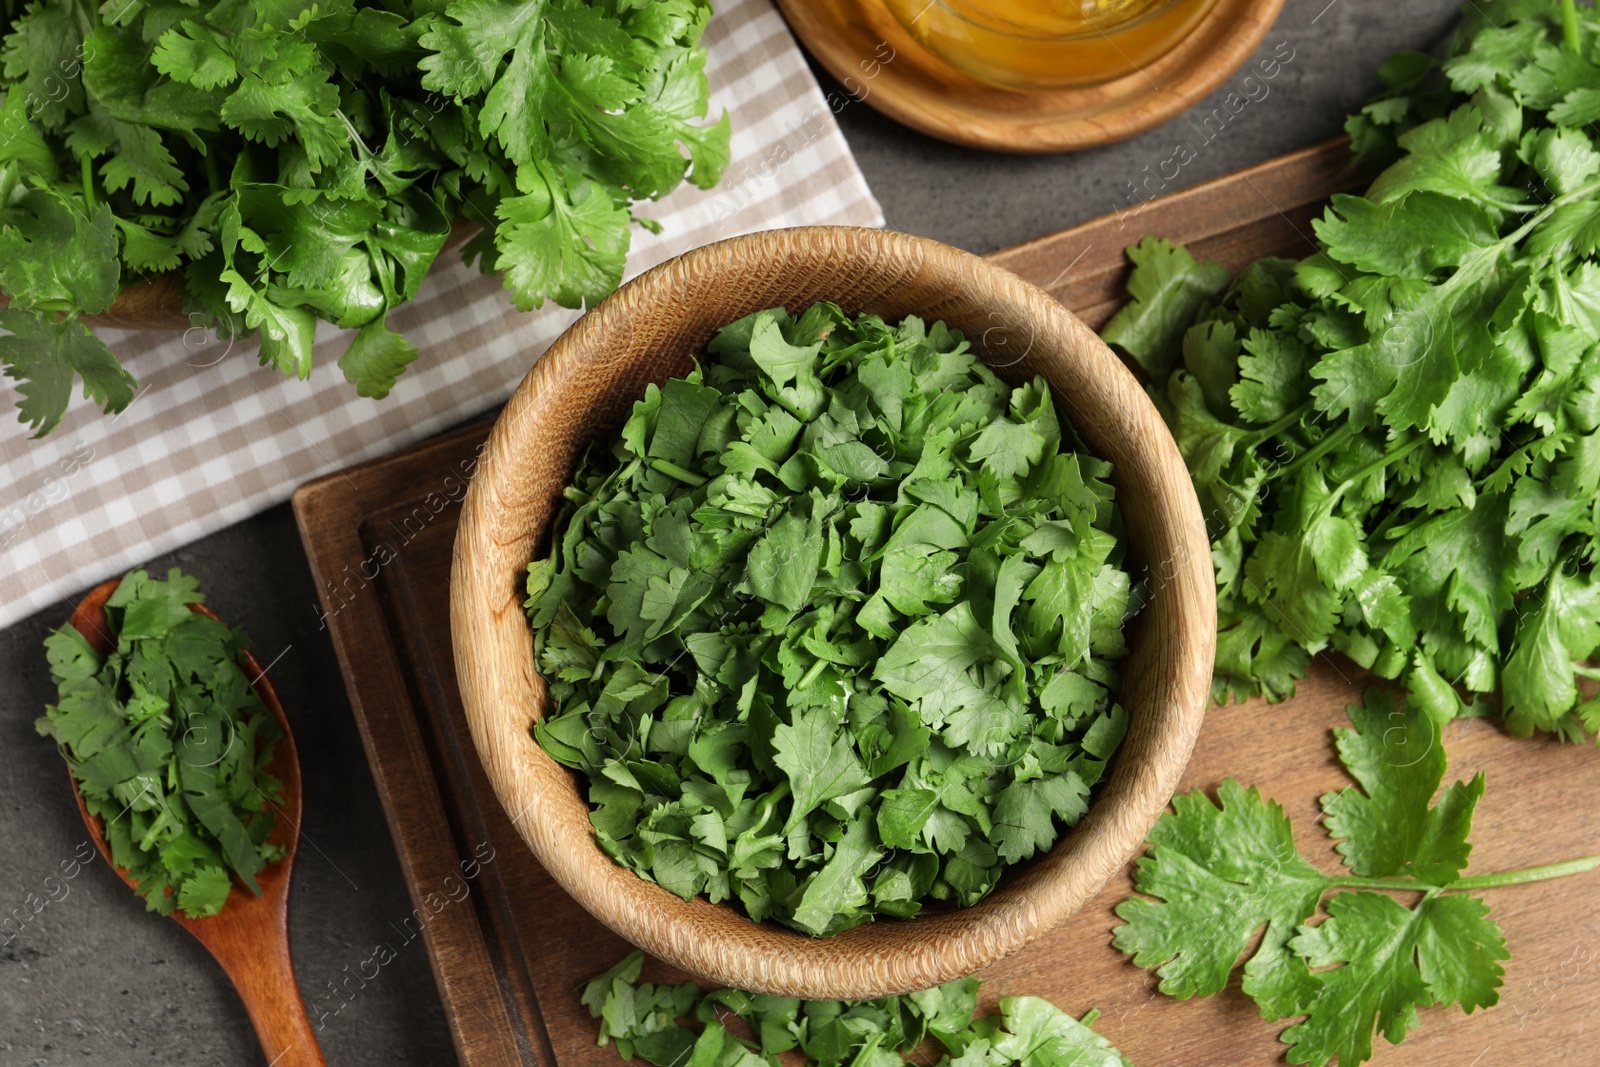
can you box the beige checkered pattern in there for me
[0,0,883,630]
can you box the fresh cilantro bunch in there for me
[526,303,1137,936]
[581,951,1132,1067]
[1105,0,1600,739]
[37,567,285,919]
[0,0,728,435]
[1114,687,1600,1066]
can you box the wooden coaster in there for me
[774,0,1287,153]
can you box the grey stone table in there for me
[0,0,1460,1061]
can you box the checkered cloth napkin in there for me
[0,0,883,631]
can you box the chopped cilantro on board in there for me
[1114,687,1600,1066]
[0,0,728,434]
[1104,0,1600,740]
[526,302,1139,936]
[581,951,1133,1067]
[37,567,285,919]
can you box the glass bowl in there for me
[882,0,1221,91]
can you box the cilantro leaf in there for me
[1321,686,1481,884]
[1503,565,1600,734]
[0,187,119,311]
[989,997,1133,1067]
[0,308,135,436]
[1116,684,1599,1065]
[1283,890,1506,1067]
[1312,192,1499,279]
[789,813,882,936]
[175,864,234,918]
[991,773,1089,864]
[495,181,631,311]
[747,313,826,419]
[1230,327,1308,424]
[773,708,873,834]
[338,313,420,399]
[876,604,1026,757]
[1102,236,1230,379]
[1113,779,1327,1015]
[220,269,317,379]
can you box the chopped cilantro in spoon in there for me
[38,567,285,919]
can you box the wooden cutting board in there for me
[291,138,1600,1067]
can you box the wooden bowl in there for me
[450,226,1215,998]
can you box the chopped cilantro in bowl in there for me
[524,301,1141,937]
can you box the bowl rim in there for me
[450,225,1214,999]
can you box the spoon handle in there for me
[212,932,327,1067]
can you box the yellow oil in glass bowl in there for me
[882,0,1220,90]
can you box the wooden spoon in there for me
[64,578,326,1067]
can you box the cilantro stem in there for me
[1323,854,1600,893]
[1503,176,1600,250]
[1335,433,1428,494]
[748,781,791,836]
[797,657,829,690]
[335,108,374,160]
[1562,0,1582,53]
[1240,400,1314,450]
[1450,854,1600,889]
[79,155,94,207]
[1364,504,1411,553]
[650,459,707,487]
[1325,875,1434,891]
[1297,433,1428,540]
[1267,422,1355,483]
[1482,196,1542,213]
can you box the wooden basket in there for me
[449,226,1215,999]
[73,220,478,331]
